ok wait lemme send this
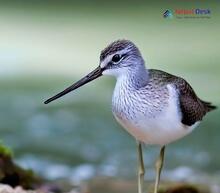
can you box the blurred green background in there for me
[0,0,219,184]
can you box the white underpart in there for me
[113,83,199,146]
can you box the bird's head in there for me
[100,40,144,77]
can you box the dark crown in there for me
[100,39,137,62]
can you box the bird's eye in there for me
[112,54,121,63]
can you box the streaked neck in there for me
[116,65,149,90]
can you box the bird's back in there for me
[149,69,216,126]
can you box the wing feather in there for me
[149,69,216,126]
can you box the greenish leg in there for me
[154,146,165,193]
[137,142,145,193]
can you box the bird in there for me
[44,40,216,193]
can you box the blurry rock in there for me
[0,183,84,193]
[0,184,36,193]
[0,144,41,189]
[161,185,200,193]
[0,184,13,193]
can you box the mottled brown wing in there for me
[174,77,208,126]
[149,69,216,126]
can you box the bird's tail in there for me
[201,100,217,112]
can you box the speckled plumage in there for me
[110,67,216,145]
[148,69,216,126]
[100,40,216,145]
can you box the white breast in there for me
[113,83,199,146]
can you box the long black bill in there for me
[44,66,103,104]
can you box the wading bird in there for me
[44,40,216,193]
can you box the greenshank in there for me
[44,40,216,193]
